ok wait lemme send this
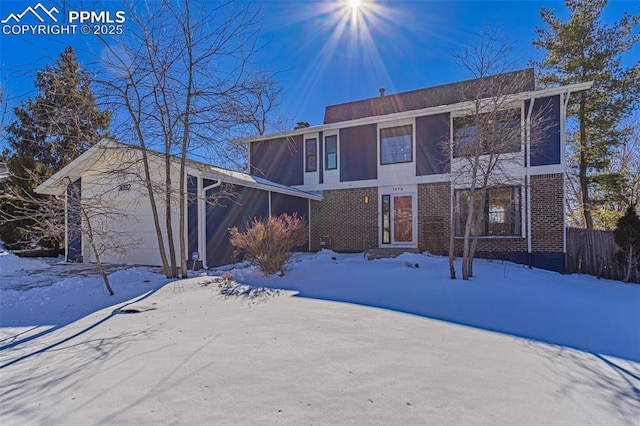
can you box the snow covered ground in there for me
[0,249,639,424]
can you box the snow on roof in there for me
[183,156,322,200]
[35,140,322,201]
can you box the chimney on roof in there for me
[378,88,387,115]
[294,121,310,130]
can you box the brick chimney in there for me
[378,88,387,115]
[294,121,310,130]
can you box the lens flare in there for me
[281,0,420,119]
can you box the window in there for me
[455,187,521,236]
[382,195,390,244]
[305,138,317,172]
[453,116,477,157]
[325,135,337,170]
[453,110,521,158]
[380,125,412,165]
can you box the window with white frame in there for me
[305,138,317,172]
[455,187,521,236]
[453,110,521,158]
[325,135,337,170]
[380,125,412,165]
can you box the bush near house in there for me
[229,213,307,275]
[614,207,640,283]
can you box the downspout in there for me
[526,97,536,268]
[308,198,312,252]
[247,143,252,174]
[200,178,222,269]
[63,191,68,262]
[562,91,571,272]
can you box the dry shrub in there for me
[229,213,307,275]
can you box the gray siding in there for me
[339,124,378,182]
[250,136,304,186]
[205,184,269,268]
[187,174,198,267]
[416,113,450,175]
[528,95,561,166]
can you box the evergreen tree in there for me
[0,46,111,248]
[531,0,640,229]
[614,207,640,283]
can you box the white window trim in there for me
[324,132,339,172]
[304,133,319,174]
[450,102,525,159]
[453,184,526,239]
[378,118,415,166]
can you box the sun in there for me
[346,0,364,26]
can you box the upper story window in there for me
[380,124,413,165]
[453,110,521,158]
[455,186,521,237]
[305,138,317,172]
[325,135,337,170]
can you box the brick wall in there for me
[456,237,528,254]
[310,187,378,252]
[417,182,451,254]
[419,174,564,256]
[531,173,564,252]
[310,173,564,257]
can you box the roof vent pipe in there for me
[379,88,385,97]
[294,121,310,130]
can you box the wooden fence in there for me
[566,228,639,283]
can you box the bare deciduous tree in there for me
[0,175,66,247]
[98,0,283,278]
[0,80,8,141]
[16,145,143,295]
[64,172,142,296]
[447,29,552,280]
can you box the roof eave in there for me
[231,81,595,145]
[34,139,120,196]
[196,168,323,201]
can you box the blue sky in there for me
[1,0,638,140]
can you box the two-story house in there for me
[236,69,592,273]
[36,69,591,273]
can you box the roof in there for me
[323,69,535,124]
[181,156,322,200]
[232,80,594,145]
[34,140,322,201]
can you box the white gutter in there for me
[562,92,571,260]
[199,178,222,269]
[232,82,594,145]
[64,191,69,262]
[525,87,578,269]
[308,198,312,252]
[526,98,536,267]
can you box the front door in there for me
[381,193,415,245]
